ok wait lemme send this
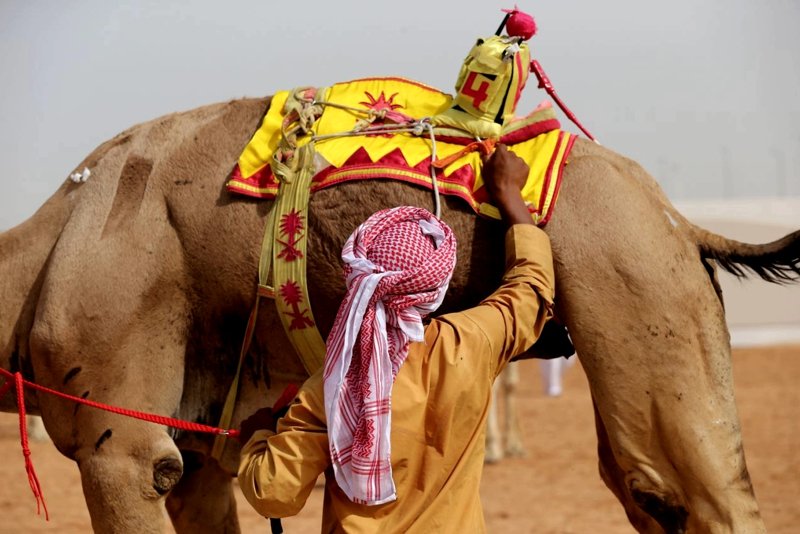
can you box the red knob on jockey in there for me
[500,5,538,41]
[496,6,598,142]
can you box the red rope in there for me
[0,367,242,520]
[13,372,49,520]
[0,368,240,437]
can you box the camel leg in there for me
[27,415,50,442]
[592,400,663,534]
[486,365,525,461]
[549,154,764,533]
[539,358,564,397]
[166,452,240,533]
[485,377,504,463]
[29,212,191,532]
[502,363,525,457]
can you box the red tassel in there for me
[15,372,49,520]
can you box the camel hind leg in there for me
[548,151,764,533]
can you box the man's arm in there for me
[238,371,330,518]
[436,145,555,374]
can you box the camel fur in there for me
[1,96,799,533]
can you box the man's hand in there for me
[482,144,534,226]
[238,407,277,445]
[238,384,300,445]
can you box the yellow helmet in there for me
[433,34,531,139]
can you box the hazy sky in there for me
[1,0,798,229]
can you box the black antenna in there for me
[495,13,511,36]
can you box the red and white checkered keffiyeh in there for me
[323,206,457,505]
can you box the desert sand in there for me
[1,345,798,533]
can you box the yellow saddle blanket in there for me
[227,77,577,224]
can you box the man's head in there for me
[366,220,437,272]
[341,206,457,316]
[324,206,457,505]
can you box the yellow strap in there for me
[210,92,329,459]
[270,143,327,374]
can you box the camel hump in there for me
[693,225,800,284]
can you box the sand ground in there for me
[1,345,798,533]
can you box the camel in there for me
[486,363,526,463]
[1,95,798,533]
[485,357,575,463]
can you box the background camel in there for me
[1,95,798,533]
[486,357,576,463]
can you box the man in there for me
[238,144,555,532]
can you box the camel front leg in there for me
[167,452,240,533]
[29,242,191,532]
[485,364,526,461]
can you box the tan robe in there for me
[239,225,554,533]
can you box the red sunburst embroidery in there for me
[359,91,403,113]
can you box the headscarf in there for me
[323,206,457,505]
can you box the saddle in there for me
[228,77,576,224]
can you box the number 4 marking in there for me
[461,72,490,110]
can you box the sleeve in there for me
[435,224,555,377]
[237,370,330,518]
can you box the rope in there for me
[415,120,442,218]
[311,125,419,141]
[0,368,242,519]
[13,372,49,520]
[1,367,304,526]
[287,94,444,216]
[0,368,239,437]
[0,367,243,519]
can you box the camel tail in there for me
[694,227,800,285]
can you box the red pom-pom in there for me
[502,6,537,40]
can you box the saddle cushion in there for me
[227,77,577,225]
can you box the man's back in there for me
[240,224,554,533]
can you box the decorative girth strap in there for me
[269,142,326,374]
[211,90,326,461]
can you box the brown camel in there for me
[1,96,798,533]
